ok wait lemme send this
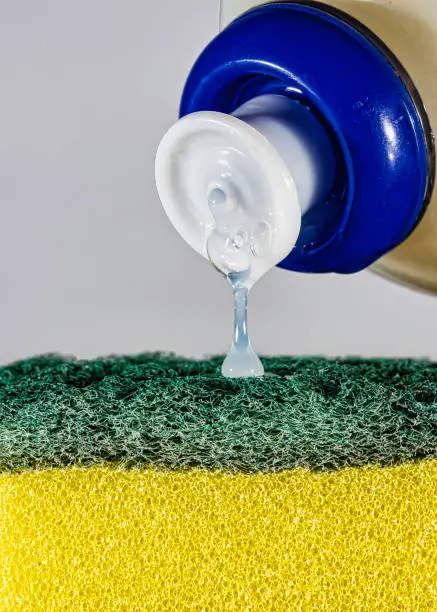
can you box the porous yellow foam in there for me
[1,462,436,611]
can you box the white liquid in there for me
[222,279,264,378]
[207,187,271,378]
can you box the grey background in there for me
[1,0,436,365]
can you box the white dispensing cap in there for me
[155,94,335,285]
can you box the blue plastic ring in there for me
[180,1,434,274]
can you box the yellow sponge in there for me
[1,462,436,611]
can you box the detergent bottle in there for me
[156,0,437,293]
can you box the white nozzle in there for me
[232,95,336,215]
[155,94,335,285]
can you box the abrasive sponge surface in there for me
[1,354,437,471]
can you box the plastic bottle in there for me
[157,1,437,292]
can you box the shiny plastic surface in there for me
[180,2,433,274]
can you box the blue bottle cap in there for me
[180,1,435,274]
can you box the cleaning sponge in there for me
[1,462,436,611]
[1,354,436,611]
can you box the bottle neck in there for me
[232,94,336,217]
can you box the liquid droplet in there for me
[206,188,266,378]
[221,280,264,378]
[250,222,271,258]
[207,231,251,276]
[231,230,247,250]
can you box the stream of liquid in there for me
[223,277,264,377]
[206,187,267,378]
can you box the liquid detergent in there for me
[155,1,436,377]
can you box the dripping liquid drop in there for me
[207,187,266,378]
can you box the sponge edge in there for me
[1,462,436,611]
[1,355,437,472]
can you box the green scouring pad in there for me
[1,353,436,472]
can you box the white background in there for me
[1,0,436,365]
